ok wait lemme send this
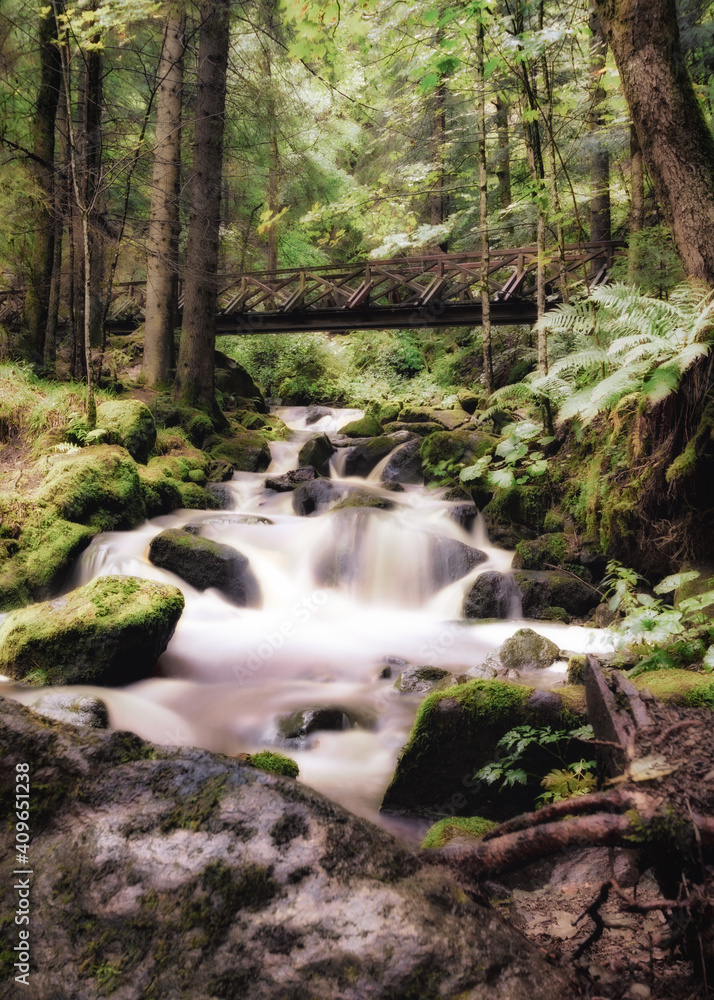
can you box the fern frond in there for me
[490,382,538,404]
[675,342,710,373]
[556,387,602,424]
[641,363,681,404]
[548,348,608,377]
[589,366,645,409]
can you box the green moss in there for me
[178,861,280,944]
[38,446,146,531]
[339,414,383,437]
[331,491,394,511]
[96,399,156,463]
[211,433,270,472]
[420,430,494,482]
[160,775,227,832]
[543,509,566,533]
[513,533,568,570]
[249,750,299,778]
[634,668,714,708]
[420,815,497,849]
[567,655,587,685]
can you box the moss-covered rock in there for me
[338,413,383,438]
[148,528,260,606]
[394,665,455,694]
[343,434,408,478]
[297,433,335,476]
[331,490,394,512]
[39,445,146,530]
[463,571,521,620]
[399,406,471,430]
[211,432,271,472]
[458,391,483,415]
[512,533,570,571]
[291,479,337,516]
[245,750,299,778]
[96,399,157,463]
[421,815,497,849]
[380,438,423,485]
[366,400,402,426]
[381,679,585,818]
[0,575,184,685]
[498,628,561,670]
[513,569,600,620]
[483,483,550,538]
[420,429,494,483]
[214,350,267,411]
[382,420,444,437]
[28,693,109,728]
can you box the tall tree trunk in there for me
[174,0,230,410]
[494,95,512,218]
[430,80,447,228]
[477,17,492,394]
[143,4,185,388]
[589,6,611,248]
[81,39,104,350]
[593,0,714,285]
[23,4,62,363]
[542,52,569,304]
[628,123,645,281]
[266,115,279,272]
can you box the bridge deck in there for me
[0,241,624,336]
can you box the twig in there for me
[655,720,704,745]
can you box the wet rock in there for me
[277,704,378,741]
[343,433,410,478]
[420,429,495,484]
[429,537,487,590]
[331,489,394,511]
[394,665,455,694]
[458,391,483,414]
[382,420,444,437]
[0,575,184,686]
[206,483,234,508]
[149,528,261,606]
[297,433,335,476]
[291,478,337,516]
[448,502,479,531]
[498,628,561,670]
[382,481,405,492]
[380,438,423,484]
[305,405,332,425]
[381,678,585,819]
[512,533,570,571]
[264,466,319,492]
[338,413,383,437]
[513,569,600,619]
[96,399,157,463]
[442,486,472,501]
[0,697,569,1000]
[28,693,109,729]
[231,515,274,526]
[463,571,522,619]
[483,484,550,537]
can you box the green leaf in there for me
[653,571,700,594]
[703,645,714,673]
[488,467,516,489]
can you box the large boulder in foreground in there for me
[0,576,184,686]
[148,528,260,606]
[297,432,335,476]
[96,399,157,463]
[0,697,569,999]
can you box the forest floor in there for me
[480,699,714,999]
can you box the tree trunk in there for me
[174,0,230,410]
[628,123,645,282]
[494,95,512,217]
[477,18,492,395]
[143,5,185,388]
[589,6,611,252]
[430,81,447,229]
[23,4,62,363]
[82,41,104,350]
[593,0,714,284]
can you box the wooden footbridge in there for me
[1,241,624,336]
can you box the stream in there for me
[3,406,614,839]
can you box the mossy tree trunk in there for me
[593,0,714,285]
[174,0,230,410]
[477,15,492,394]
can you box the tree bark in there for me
[174,0,230,409]
[588,6,611,249]
[430,81,447,229]
[628,123,645,282]
[22,4,62,363]
[143,4,185,388]
[494,96,512,217]
[593,0,714,285]
[477,17,492,395]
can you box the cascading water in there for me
[2,405,613,833]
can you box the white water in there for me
[2,406,613,832]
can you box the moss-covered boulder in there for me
[381,679,585,818]
[139,455,219,516]
[297,433,335,476]
[513,569,600,620]
[497,628,561,670]
[148,528,260,606]
[211,432,271,472]
[395,665,455,694]
[633,668,714,708]
[27,693,109,728]
[214,349,267,411]
[0,575,184,686]
[338,413,383,438]
[39,445,146,530]
[512,532,571,571]
[367,400,401,426]
[264,467,318,492]
[0,696,569,999]
[96,399,156,463]
[458,391,483,415]
[291,478,337,516]
[482,484,551,542]
[331,490,394,512]
[420,429,494,482]
[399,406,471,431]
[382,420,444,437]
[421,815,497,849]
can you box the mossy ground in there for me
[420,815,497,849]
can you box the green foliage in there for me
[420,815,498,849]
[460,420,550,490]
[248,751,299,779]
[603,561,714,675]
[474,723,596,806]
